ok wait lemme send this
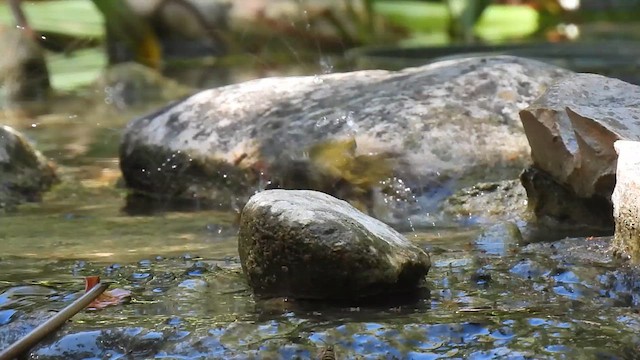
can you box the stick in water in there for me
[0,281,109,360]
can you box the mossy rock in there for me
[238,189,430,300]
[0,125,57,210]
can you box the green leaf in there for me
[373,1,539,44]
[373,1,449,33]
[48,48,106,91]
[0,0,103,38]
[475,5,539,42]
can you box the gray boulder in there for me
[238,189,430,300]
[0,125,57,210]
[120,56,569,219]
[519,73,640,228]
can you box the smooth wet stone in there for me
[0,125,57,210]
[612,140,640,261]
[519,73,640,228]
[238,189,431,300]
[120,56,569,218]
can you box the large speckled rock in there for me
[519,73,640,228]
[0,125,57,210]
[120,56,569,219]
[238,189,430,300]
[612,140,640,262]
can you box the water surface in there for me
[1,63,639,359]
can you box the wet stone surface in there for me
[2,232,640,359]
[120,56,569,221]
[238,189,431,300]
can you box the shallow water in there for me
[1,65,640,359]
[3,218,640,358]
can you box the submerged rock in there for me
[474,221,523,256]
[442,179,529,224]
[0,125,57,210]
[120,55,569,218]
[612,140,640,261]
[442,176,612,242]
[519,73,640,228]
[238,189,430,300]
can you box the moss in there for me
[238,196,430,300]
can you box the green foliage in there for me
[373,0,539,44]
[0,0,103,38]
[91,0,162,68]
[475,5,539,42]
[373,1,449,33]
[48,48,106,91]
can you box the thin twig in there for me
[0,282,109,360]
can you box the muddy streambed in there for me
[2,80,640,360]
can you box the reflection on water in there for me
[2,232,640,358]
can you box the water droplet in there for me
[316,116,330,127]
[138,259,152,267]
[319,57,334,74]
[30,123,37,128]
[132,272,150,280]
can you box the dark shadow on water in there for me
[253,286,431,321]
[122,193,239,216]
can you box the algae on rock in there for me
[238,189,430,300]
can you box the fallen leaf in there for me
[84,276,131,310]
